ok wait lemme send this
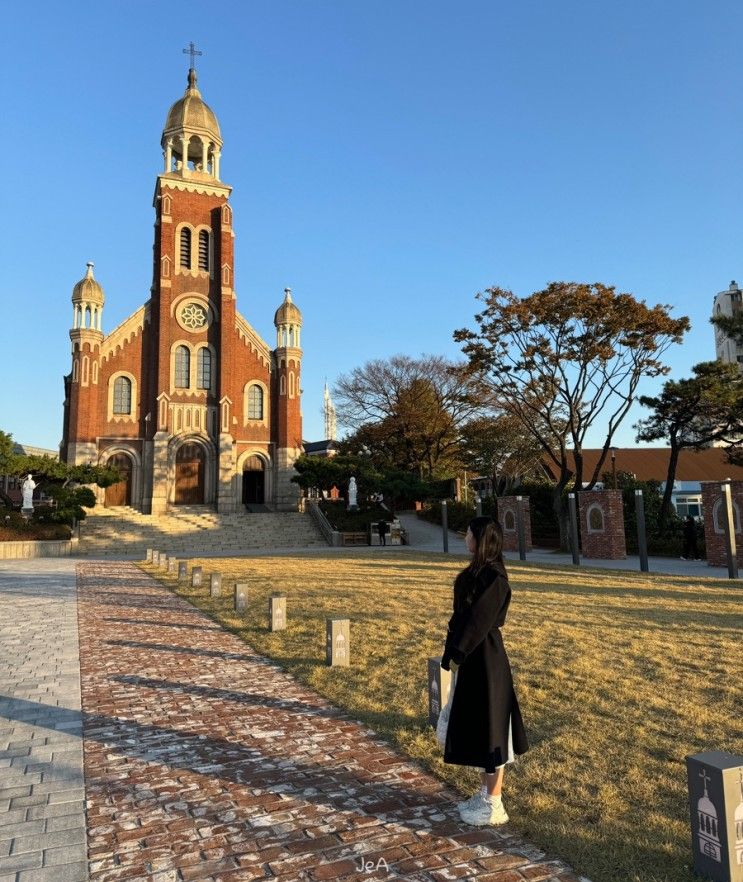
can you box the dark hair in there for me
[453,516,505,610]
[468,516,504,573]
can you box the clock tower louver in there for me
[61,62,303,514]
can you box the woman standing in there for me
[440,516,529,826]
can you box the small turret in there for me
[71,262,105,335]
[274,287,302,350]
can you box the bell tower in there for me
[145,58,236,514]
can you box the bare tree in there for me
[334,354,489,478]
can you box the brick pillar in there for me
[496,496,532,552]
[700,481,743,567]
[577,490,626,559]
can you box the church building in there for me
[61,62,303,514]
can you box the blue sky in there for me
[2,1,742,451]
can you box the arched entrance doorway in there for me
[105,453,133,507]
[175,442,206,504]
[242,455,265,505]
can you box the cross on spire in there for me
[182,41,203,70]
[699,768,711,794]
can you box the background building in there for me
[712,280,743,369]
[60,65,303,514]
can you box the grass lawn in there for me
[139,551,742,882]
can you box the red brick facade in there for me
[61,68,302,513]
[577,490,626,559]
[496,496,532,552]
[700,481,743,567]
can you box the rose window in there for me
[180,302,207,330]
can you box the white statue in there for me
[21,474,36,511]
[348,477,358,510]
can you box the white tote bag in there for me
[435,669,458,749]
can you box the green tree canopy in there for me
[635,360,743,528]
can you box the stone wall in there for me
[496,496,532,552]
[700,481,743,567]
[0,540,77,559]
[577,490,626,559]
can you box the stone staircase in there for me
[74,505,329,558]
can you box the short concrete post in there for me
[145,548,153,562]
[152,550,160,566]
[234,583,248,612]
[568,493,581,566]
[721,481,739,579]
[191,566,202,587]
[326,617,350,666]
[685,750,743,880]
[442,501,449,553]
[209,573,222,597]
[269,594,286,631]
[635,490,649,573]
[160,553,169,570]
[427,657,453,727]
[516,495,527,561]
[167,557,177,575]
[475,497,482,518]
[178,561,188,581]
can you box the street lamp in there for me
[610,446,618,490]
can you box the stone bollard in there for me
[152,550,160,567]
[427,657,453,727]
[269,594,286,631]
[191,566,202,587]
[234,583,248,612]
[326,617,350,666]
[178,561,188,582]
[167,557,177,575]
[160,553,169,571]
[209,573,222,598]
[685,750,743,880]
[145,548,153,562]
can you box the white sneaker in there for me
[459,794,509,826]
[456,789,486,812]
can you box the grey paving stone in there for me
[0,850,43,871]
[44,814,85,833]
[0,819,45,841]
[42,841,87,865]
[18,861,88,881]
[25,802,84,821]
[12,826,85,854]
[46,789,84,805]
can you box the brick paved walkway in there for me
[76,561,586,882]
[0,560,88,882]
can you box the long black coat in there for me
[440,561,529,769]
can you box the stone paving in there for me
[76,561,587,882]
[0,559,88,882]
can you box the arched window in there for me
[113,376,132,414]
[712,498,741,534]
[198,230,209,270]
[247,384,263,419]
[503,510,516,532]
[180,227,191,268]
[587,503,605,532]
[175,346,190,388]
[197,347,212,390]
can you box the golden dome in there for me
[162,69,222,147]
[72,263,105,305]
[274,288,302,326]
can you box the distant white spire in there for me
[323,380,337,441]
